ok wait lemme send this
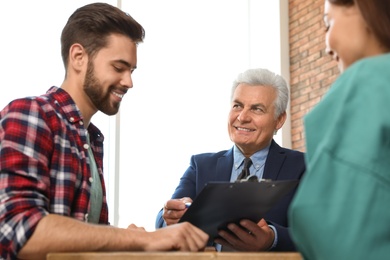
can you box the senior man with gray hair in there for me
[156,68,305,252]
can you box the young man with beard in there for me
[0,3,208,259]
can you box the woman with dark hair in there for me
[288,0,390,259]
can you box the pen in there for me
[184,202,192,208]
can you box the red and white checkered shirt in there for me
[0,86,109,259]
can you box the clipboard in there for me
[178,179,299,241]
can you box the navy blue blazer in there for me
[156,140,305,251]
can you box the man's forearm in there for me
[18,214,136,259]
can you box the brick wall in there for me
[288,0,339,151]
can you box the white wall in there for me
[116,0,290,230]
[0,0,289,231]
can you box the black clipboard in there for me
[178,179,298,241]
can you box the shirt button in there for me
[84,144,89,149]
[70,117,75,122]
[89,177,93,183]
[79,121,84,125]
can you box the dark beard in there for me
[83,61,120,116]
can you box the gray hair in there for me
[231,68,289,118]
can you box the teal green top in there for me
[289,53,390,259]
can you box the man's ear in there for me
[68,43,86,72]
[275,111,287,131]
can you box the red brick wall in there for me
[288,0,339,151]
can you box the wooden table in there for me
[47,251,302,260]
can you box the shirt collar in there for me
[46,86,83,124]
[46,86,103,143]
[233,143,271,170]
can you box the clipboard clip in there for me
[235,175,272,183]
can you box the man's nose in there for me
[237,109,250,122]
[121,72,133,89]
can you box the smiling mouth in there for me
[112,91,124,99]
[235,126,254,132]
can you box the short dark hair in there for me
[61,2,145,69]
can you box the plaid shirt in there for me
[0,86,109,259]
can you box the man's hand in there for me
[162,197,192,226]
[214,218,274,251]
[137,222,209,252]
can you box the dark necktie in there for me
[237,157,252,180]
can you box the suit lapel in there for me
[216,148,234,182]
[263,140,286,180]
[213,143,287,181]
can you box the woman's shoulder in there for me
[344,53,390,78]
[333,53,390,95]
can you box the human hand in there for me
[144,222,208,252]
[127,223,146,231]
[214,218,274,251]
[162,197,192,226]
